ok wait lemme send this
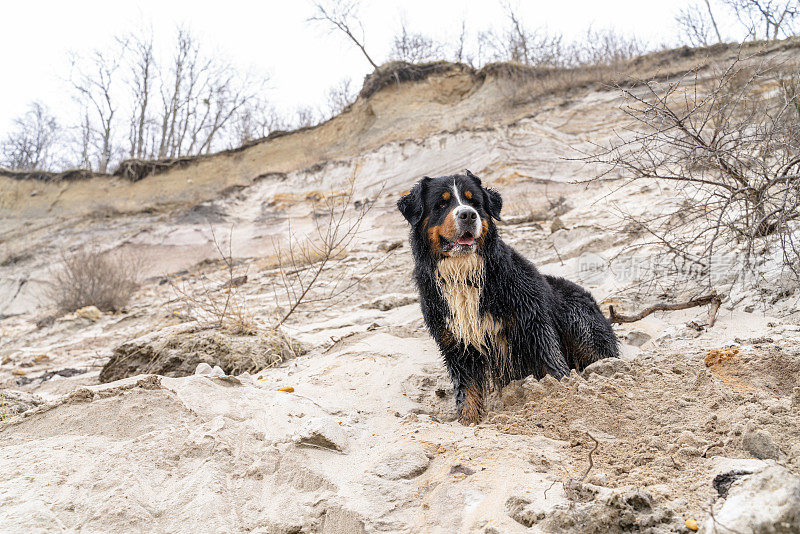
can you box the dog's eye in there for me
[438,199,448,208]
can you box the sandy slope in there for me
[1,189,798,531]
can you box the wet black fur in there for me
[398,171,619,421]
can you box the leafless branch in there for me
[309,1,379,70]
[582,53,800,297]
[0,102,61,171]
[389,17,444,63]
[270,172,387,327]
[608,293,722,324]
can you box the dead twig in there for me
[702,442,724,458]
[548,432,600,501]
[543,479,559,500]
[608,292,722,324]
[578,432,599,482]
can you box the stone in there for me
[362,293,418,311]
[742,429,781,460]
[372,447,430,480]
[626,330,651,347]
[75,305,102,321]
[701,466,800,533]
[194,362,213,376]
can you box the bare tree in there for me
[325,78,356,118]
[479,2,565,67]
[389,19,443,63]
[231,102,288,145]
[75,109,93,170]
[583,55,800,291]
[572,27,643,66]
[70,48,122,172]
[124,30,156,159]
[453,20,468,63]
[0,102,61,171]
[724,0,800,39]
[293,106,321,128]
[65,25,272,172]
[309,0,380,70]
[676,3,717,46]
[155,28,266,158]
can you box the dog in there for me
[397,171,619,425]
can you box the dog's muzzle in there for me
[446,206,480,254]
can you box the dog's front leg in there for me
[455,379,486,425]
[442,343,487,425]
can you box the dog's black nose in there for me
[458,210,477,221]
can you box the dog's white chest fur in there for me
[436,256,508,368]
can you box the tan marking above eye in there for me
[442,191,451,200]
[464,190,473,199]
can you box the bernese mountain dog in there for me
[398,171,619,425]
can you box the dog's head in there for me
[397,170,502,257]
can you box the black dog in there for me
[398,171,619,425]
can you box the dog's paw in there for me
[458,411,482,426]
[457,383,486,425]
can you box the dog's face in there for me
[397,171,502,257]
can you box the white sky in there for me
[0,0,737,134]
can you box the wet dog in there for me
[398,171,618,424]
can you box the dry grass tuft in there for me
[44,246,141,313]
[359,60,471,98]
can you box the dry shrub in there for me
[171,226,256,335]
[166,170,385,379]
[45,246,141,313]
[483,61,627,109]
[359,61,468,98]
[585,53,800,297]
[269,173,385,327]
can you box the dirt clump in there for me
[99,326,303,382]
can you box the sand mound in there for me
[486,342,800,521]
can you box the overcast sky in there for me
[1,0,740,134]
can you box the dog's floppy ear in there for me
[397,176,430,226]
[484,187,503,221]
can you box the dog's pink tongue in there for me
[457,236,474,246]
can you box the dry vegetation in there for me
[269,177,385,327]
[154,173,385,379]
[44,246,141,313]
[170,226,258,336]
[584,52,800,297]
